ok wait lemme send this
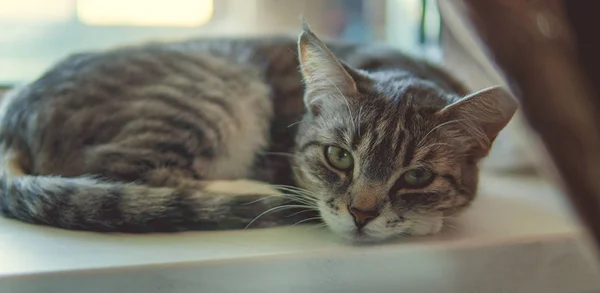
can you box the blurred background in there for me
[0,0,541,175]
[0,0,442,84]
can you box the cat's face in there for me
[292,23,517,243]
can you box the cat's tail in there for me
[0,151,315,232]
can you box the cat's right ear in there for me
[298,20,359,116]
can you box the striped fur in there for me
[0,25,516,242]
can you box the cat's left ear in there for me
[440,86,518,146]
[298,21,362,114]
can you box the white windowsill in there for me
[1,173,599,293]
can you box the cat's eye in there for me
[402,168,435,188]
[325,146,353,171]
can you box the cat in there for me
[0,22,517,243]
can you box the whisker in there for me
[307,223,329,231]
[242,193,313,206]
[292,216,323,227]
[242,194,282,205]
[266,185,320,207]
[272,189,314,196]
[285,209,319,218]
[282,197,317,207]
[274,190,318,201]
[278,194,317,206]
[271,185,318,196]
[271,185,314,192]
[287,120,307,128]
[271,186,319,199]
[245,204,314,229]
[281,198,317,207]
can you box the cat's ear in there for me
[440,86,518,153]
[298,21,360,115]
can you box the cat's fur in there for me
[0,23,517,242]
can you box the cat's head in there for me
[292,23,518,243]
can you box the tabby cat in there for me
[0,23,517,243]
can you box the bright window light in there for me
[77,0,213,27]
[0,0,72,21]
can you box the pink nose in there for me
[348,206,379,228]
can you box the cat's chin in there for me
[338,230,395,244]
[324,220,399,243]
[337,222,443,244]
[327,217,444,244]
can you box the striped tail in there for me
[0,168,317,232]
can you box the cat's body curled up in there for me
[0,23,517,243]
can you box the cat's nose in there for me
[348,205,379,228]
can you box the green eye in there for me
[402,168,434,188]
[325,146,354,171]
